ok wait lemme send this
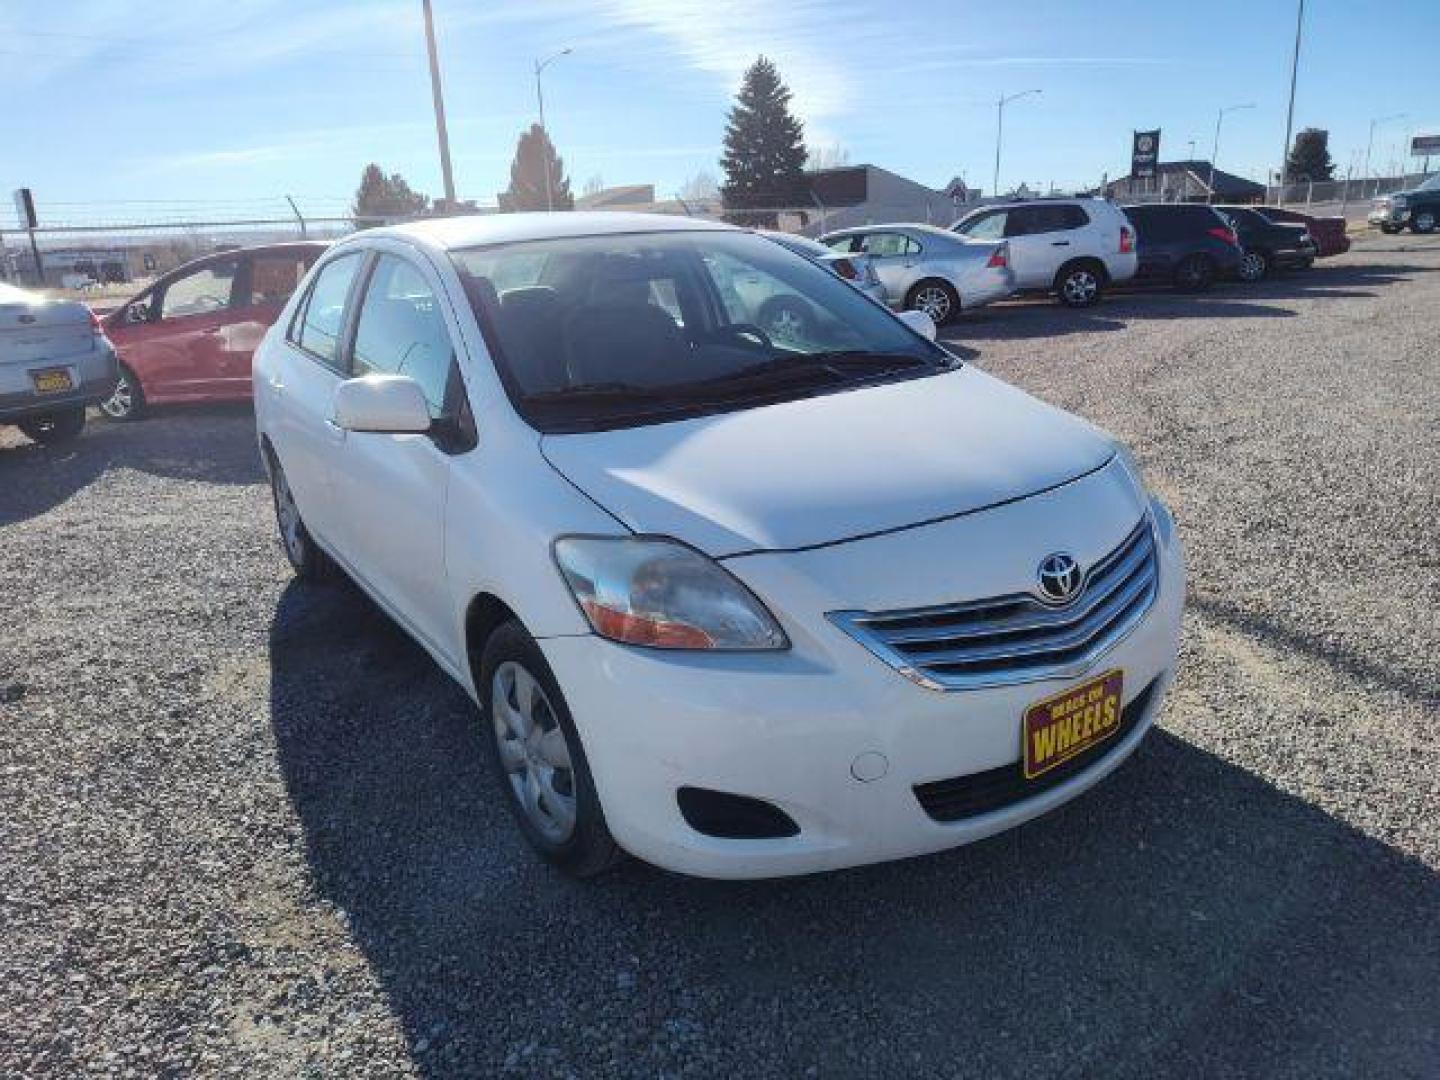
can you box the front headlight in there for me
[553,536,789,651]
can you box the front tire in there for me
[1055,262,1105,307]
[1173,254,1216,292]
[18,407,86,445]
[1237,250,1269,283]
[268,455,331,581]
[1411,210,1437,234]
[99,365,145,421]
[480,621,621,878]
[905,279,960,325]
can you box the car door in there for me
[856,232,920,300]
[326,250,467,663]
[263,251,366,551]
[127,258,244,400]
[214,250,319,399]
[1003,205,1077,289]
[1126,208,1172,280]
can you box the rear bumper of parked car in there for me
[959,267,1018,310]
[541,464,1185,879]
[1273,243,1319,268]
[0,341,119,422]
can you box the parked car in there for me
[1251,205,1349,257]
[819,224,1014,324]
[1121,204,1245,290]
[1216,205,1319,281]
[759,230,888,306]
[1368,173,1440,234]
[254,212,1184,880]
[950,198,1137,307]
[101,242,326,420]
[0,282,118,445]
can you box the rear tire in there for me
[1173,254,1216,292]
[1237,250,1269,283]
[268,454,331,581]
[480,620,622,878]
[1054,262,1105,307]
[905,279,960,325]
[18,407,86,445]
[1411,210,1436,234]
[99,365,145,421]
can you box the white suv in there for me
[952,198,1137,307]
[254,213,1184,880]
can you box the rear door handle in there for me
[1051,241,1071,247]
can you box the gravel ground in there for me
[3,238,1437,1078]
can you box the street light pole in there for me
[1208,103,1256,203]
[535,48,573,212]
[992,89,1040,198]
[421,0,456,208]
[1277,0,1305,204]
[1364,113,1406,185]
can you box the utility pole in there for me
[421,0,457,209]
[1209,103,1256,203]
[992,89,1041,198]
[1364,113,1405,186]
[535,48,572,212]
[1277,0,1305,205]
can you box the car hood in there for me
[539,367,1116,557]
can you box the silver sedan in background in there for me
[819,224,1015,324]
[759,230,889,307]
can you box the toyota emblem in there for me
[1037,553,1082,603]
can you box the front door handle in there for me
[1051,241,1071,247]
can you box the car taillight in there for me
[1119,226,1133,254]
[832,257,859,280]
[986,243,1008,269]
[1208,226,1239,246]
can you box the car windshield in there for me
[451,230,953,433]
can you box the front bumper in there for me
[542,462,1185,879]
[0,342,119,422]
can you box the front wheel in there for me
[481,621,621,878]
[18,407,86,445]
[905,279,960,325]
[1411,210,1437,234]
[1055,263,1105,307]
[1237,250,1269,283]
[99,365,145,421]
[1173,254,1216,292]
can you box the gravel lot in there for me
[3,237,1438,1078]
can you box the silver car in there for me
[819,224,1015,325]
[758,230,889,307]
[0,283,119,444]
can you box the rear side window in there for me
[1005,204,1089,236]
[859,232,919,257]
[290,253,361,368]
[351,255,457,417]
[248,253,312,306]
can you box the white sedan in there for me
[254,212,1184,879]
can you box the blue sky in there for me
[3,0,1437,224]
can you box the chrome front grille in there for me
[828,517,1158,691]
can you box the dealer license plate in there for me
[31,368,73,394]
[1023,669,1124,779]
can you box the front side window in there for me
[160,260,239,319]
[452,230,954,433]
[351,255,457,416]
[292,253,361,367]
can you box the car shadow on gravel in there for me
[0,406,262,526]
[269,581,1439,1078]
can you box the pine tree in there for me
[1285,128,1336,183]
[502,125,574,211]
[720,57,808,224]
[351,164,430,227]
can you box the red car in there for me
[100,242,326,420]
[1252,206,1350,258]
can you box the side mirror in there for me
[332,374,433,434]
[897,308,938,341]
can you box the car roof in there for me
[821,223,958,240]
[155,241,329,283]
[353,211,738,253]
